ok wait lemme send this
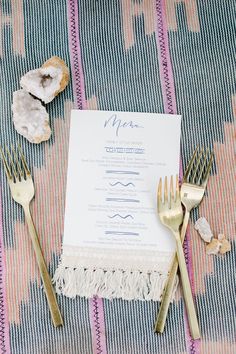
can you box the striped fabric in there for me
[0,1,235,353]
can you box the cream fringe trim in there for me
[53,266,178,301]
[53,246,178,301]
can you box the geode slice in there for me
[20,56,69,104]
[12,90,51,144]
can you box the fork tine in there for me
[0,146,12,180]
[18,145,31,176]
[183,146,199,182]
[5,146,18,180]
[202,151,214,186]
[11,145,23,179]
[191,148,204,183]
[176,174,180,199]
[157,177,162,210]
[197,148,209,185]
[170,175,174,199]
[164,176,168,203]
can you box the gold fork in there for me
[155,147,213,337]
[0,145,63,327]
[157,175,200,339]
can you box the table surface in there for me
[0,1,235,353]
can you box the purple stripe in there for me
[89,297,107,354]
[183,226,201,354]
[155,0,177,115]
[183,306,201,354]
[67,0,86,109]
[67,2,107,353]
[155,1,200,353]
[0,190,10,354]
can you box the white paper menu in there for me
[63,110,181,253]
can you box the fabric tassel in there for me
[53,266,178,301]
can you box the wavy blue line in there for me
[109,182,135,187]
[108,214,134,219]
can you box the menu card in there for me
[64,110,181,253]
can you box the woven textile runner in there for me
[65,0,177,352]
[0,1,235,353]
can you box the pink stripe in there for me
[155,1,200,353]
[0,189,11,353]
[67,2,107,353]
[183,307,201,354]
[67,0,86,109]
[155,0,177,114]
[89,297,107,354]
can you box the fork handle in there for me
[175,230,200,339]
[155,211,190,333]
[23,205,63,327]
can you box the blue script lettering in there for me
[104,114,144,137]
